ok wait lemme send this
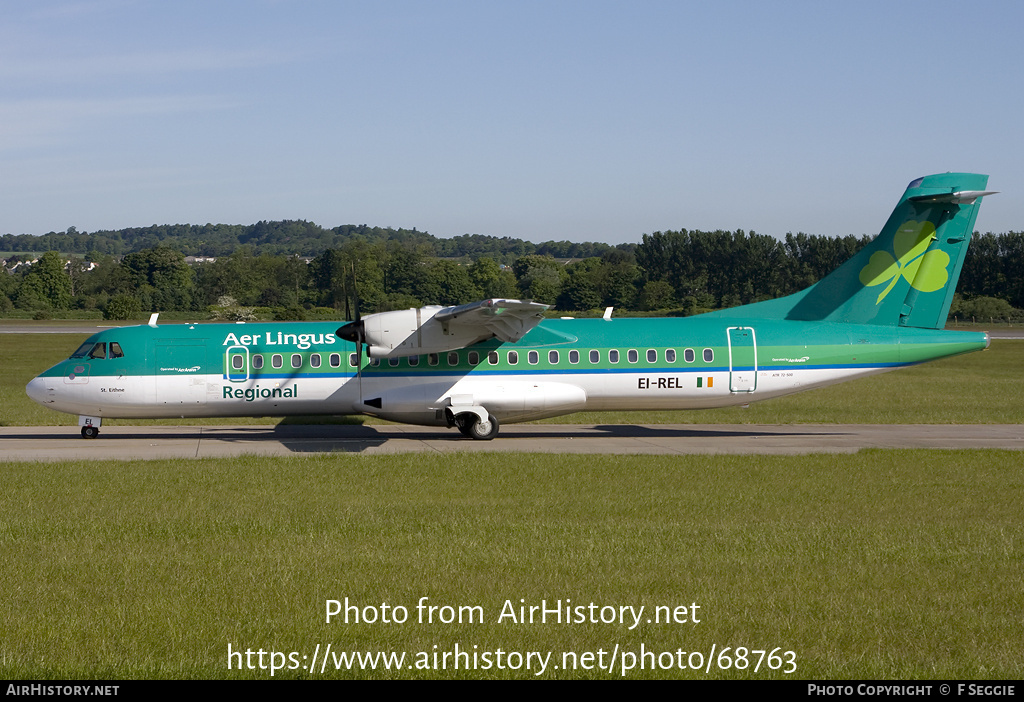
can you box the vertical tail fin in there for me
[796,172,993,328]
[713,173,993,329]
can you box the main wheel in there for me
[467,414,499,441]
[81,426,99,439]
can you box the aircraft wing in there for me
[343,298,551,358]
[432,298,550,343]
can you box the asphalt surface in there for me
[2,423,1023,461]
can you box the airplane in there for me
[26,172,995,440]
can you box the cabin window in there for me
[231,354,245,370]
[272,354,283,369]
[609,350,619,363]
[684,348,695,363]
[666,349,676,363]
[252,354,264,369]
[488,351,499,365]
[548,350,559,364]
[569,350,579,364]
[310,354,321,368]
[627,349,638,363]
[369,357,380,367]
[389,357,399,367]
[647,349,657,363]
[589,350,599,364]
[291,354,302,369]
[409,355,420,367]
[428,353,439,366]
[703,348,714,363]
[468,351,479,365]
[528,350,539,365]
[109,342,124,359]
[508,351,518,365]
[448,352,459,366]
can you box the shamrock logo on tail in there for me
[858,220,950,304]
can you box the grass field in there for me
[3,329,1022,679]
[1,450,1022,679]
[3,332,1022,426]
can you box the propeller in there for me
[336,317,363,344]
[336,262,365,398]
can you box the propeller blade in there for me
[351,262,361,323]
[344,273,351,322]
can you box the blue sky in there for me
[3,0,1022,243]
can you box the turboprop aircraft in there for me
[26,172,995,440]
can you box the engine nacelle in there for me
[360,307,490,358]
[338,299,551,358]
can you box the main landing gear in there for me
[460,414,500,441]
[448,408,500,440]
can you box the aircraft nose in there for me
[25,376,51,406]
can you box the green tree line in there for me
[1,222,625,262]
[3,229,1023,320]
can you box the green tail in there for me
[709,173,993,329]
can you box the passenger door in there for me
[727,327,757,393]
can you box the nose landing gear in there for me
[79,416,101,439]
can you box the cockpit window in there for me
[70,340,124,360]
[70,341,95,358]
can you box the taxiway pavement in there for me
[2,423,1023,461]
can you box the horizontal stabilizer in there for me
[909,190,998,205]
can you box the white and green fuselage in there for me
[25,172,995,438]
[25,317,988,422]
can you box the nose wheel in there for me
[81,426,100,439]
